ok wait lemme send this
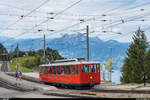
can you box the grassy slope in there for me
[9,56,36,72]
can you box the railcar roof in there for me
[40,61,100,67]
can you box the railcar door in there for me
[90,64,100,84]
[39,66,49,81]
[70,65,79,85]
[44,66,49,81]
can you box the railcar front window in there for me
[82,65,90,73]
[91,65,95,72]
[81,65,85,73]
[94,64,97,72]
[96,64,99,72]
[85,65,90,73]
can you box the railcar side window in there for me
[52,66,56,74]
[71,65,75,74]
[76,65,78,74]
[57,66,61,74]
[61,66,65,74]
[66,66,71,74]
[49,66,53,74]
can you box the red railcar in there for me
[39,59,101,88]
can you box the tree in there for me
[121,28,148,83]
[11,47,63,70]
[144,49,150,83]
[0,43,8,61]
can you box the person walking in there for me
[142,72,148,87]
[19,71,22,81]
[15,71,19,81]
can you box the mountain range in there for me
[1,33,130,70]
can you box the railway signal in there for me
[107,65,113,70]
[108,58,114,63]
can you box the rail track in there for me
[91,88,150,94]
[6,72,150,96]
[0,80,32,92]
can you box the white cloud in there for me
[0,0,150,43]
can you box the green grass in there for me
[121,82,140,85]
[9,56,37,72]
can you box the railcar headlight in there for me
[90,76,93,79]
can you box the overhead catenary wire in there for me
[0,0,128,35]
[90,11,150,34]
[47,1,150,35]
[2,0,150,45]
[0,2,48,14]
[102,25,150,41]
[1,0,83,44]
[45,9,150,39]
[0,0,140,35]
[0,0,51,35]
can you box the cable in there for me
[89,10,150,34]
[1,0,83,44]
[2,0,150,44]
[0,2,48,14]
[0,0,51,35]
[47,1,150,35]
[103,25,150,41]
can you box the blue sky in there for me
[0,0,150,43]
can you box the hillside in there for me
[10,56,35,72]
[1,33,130,70]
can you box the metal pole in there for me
[103,72,105,80]
[108,71,109,81]
[110,47,112,82]
[86,25,89,61]
[17,43,19,71]
[43,34,46,63]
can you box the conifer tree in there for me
[121,28,148,83]
[144,49,150,83]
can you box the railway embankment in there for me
[1,72,150,98]
[6,72,150,92]
[0,72,57,91]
